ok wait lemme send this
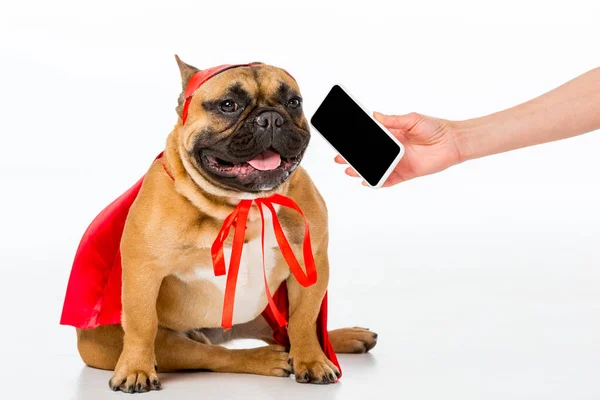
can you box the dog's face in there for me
[174,58,310,195]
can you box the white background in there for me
[1,1,599,399]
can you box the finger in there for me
[345,167,360,177]
[382,173,407,187]
[373,111,420,131]
[334,155,347,164]
[382,180,400,188]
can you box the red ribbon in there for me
[161,155,317,330]
[211,195,318,330]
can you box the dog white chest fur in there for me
[174,214,283,325]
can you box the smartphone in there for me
[310,84,405,188]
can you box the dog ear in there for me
[175,55,200,118]
[175,54,200,90]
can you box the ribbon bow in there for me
[162,155,316,330]
[211,195,318,330]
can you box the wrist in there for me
[451,115,495,163]
[450,119,475,163]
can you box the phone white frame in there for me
[309,83,405,188]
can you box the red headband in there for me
[181,63,296,125]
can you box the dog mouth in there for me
[200,148,302,179]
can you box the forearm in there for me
[455,67,600,161]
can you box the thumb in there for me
[373,111,420,130]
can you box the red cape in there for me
[59,153,340,376]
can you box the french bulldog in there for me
[72,56,377,393]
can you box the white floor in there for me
[4,258,600,400]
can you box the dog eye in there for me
[286,97,302,109]
[219,100,239,113]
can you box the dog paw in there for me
[328,327,378,354]
[242,345,292,377]
[290,351,340,384]
[109,357,160,393]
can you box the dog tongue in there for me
[248,150,281,171]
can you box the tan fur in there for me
[76,58,377,393]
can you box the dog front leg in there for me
[287,248,340,384]
[108,261,164,393]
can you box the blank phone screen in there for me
[310,85,401,186]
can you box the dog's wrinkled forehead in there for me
[182,64,301,125]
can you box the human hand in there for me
[335,112,463,187]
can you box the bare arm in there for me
[457,67,600,161]
[336,67,600,187]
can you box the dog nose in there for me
[255,111,284,129]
